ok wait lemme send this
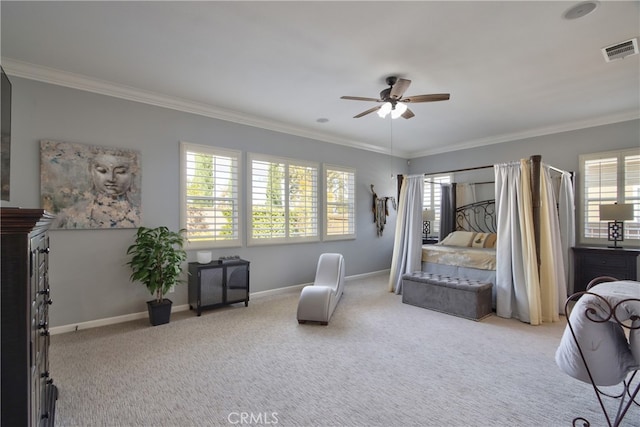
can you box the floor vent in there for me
[602,38,639,62]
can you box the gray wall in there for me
[6,77,405,327]
[409,118,640,268]
[409,119,639,175]
[409,120,640,242]
[7,75,638,328]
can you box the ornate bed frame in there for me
[455,199,496,234]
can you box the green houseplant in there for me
[126,226,187,326]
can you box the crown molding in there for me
[4,58,634,160]
[409,109,640,158]
[1,58,404,157]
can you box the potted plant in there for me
[126,226,187,326]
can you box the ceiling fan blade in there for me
[340,96,381,102]
[402,93,450,103]
[401,108,415,119]
[353,105,382,118]
[390,78,411,99]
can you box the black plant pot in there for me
[147,298,172,326]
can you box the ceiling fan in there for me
[341,76,450,119]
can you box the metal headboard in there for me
[455,200,496,233]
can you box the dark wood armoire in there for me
[1,208,57,426]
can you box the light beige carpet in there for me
[50,273,636,426]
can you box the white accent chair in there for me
[297,253,345,325]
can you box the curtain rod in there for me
[423,164,494,176]
[423,179,494,186]
[544,164,568,174]
[422,156,568,177]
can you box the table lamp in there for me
[599,203,634,248]
[422,209,435,239]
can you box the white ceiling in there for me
[2,1,639,158]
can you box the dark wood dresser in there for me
[572,246,640,294]
[1,208,57,426]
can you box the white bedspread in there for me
[421,245,496,271]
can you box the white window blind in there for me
[324,165,356,240]
[580,148,639,244]
[249,153,318,244]
[423,174,451,237]
[180,142,241,248]
[625,154,640,241]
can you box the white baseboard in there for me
[347,269,390,281]
[50,270,389,335]
[249,269,389,298]
[49,304,191,335]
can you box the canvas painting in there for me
[41,140,142,229]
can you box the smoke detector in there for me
[601,38,639,62]
[563,1,598,20]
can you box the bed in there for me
[421,201,498,305]
[392,154,574,325]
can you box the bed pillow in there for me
[484,233,497,249]
[439,231,476,247]
[472,233,489,248]
[471,232,497,248]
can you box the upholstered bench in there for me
[402,272,492,321]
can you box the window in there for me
[248,153,318,245]
[423,174,451,237]
[180,142,241,248]
[324,165,356,240]
[579,148,639,244]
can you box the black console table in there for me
[188,259,250,316]
[572,246,639,294]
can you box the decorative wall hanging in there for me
[40,140,142,229]
[371,184,396,236]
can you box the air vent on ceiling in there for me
[601,38,639,62]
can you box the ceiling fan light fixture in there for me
[377,102,392,118]
[341,76,450,119]
[391,102,408,119]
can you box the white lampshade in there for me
[390,102,408,119]
[377,102,392,118]
[599,203,634,221]
[422,208,435,221]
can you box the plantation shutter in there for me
[249,153,319,244]
[325,166,355,239]
[581,149,639,243]
[181,143,240,247]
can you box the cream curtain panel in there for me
[539,165,566,322]
[495,160,573,325]
[389,175,423,294]
[495,160,541,324]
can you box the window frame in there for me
[180,141,242,250]
[323,164,356,241]
[578,147,639,246]
[247,152,319,246]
